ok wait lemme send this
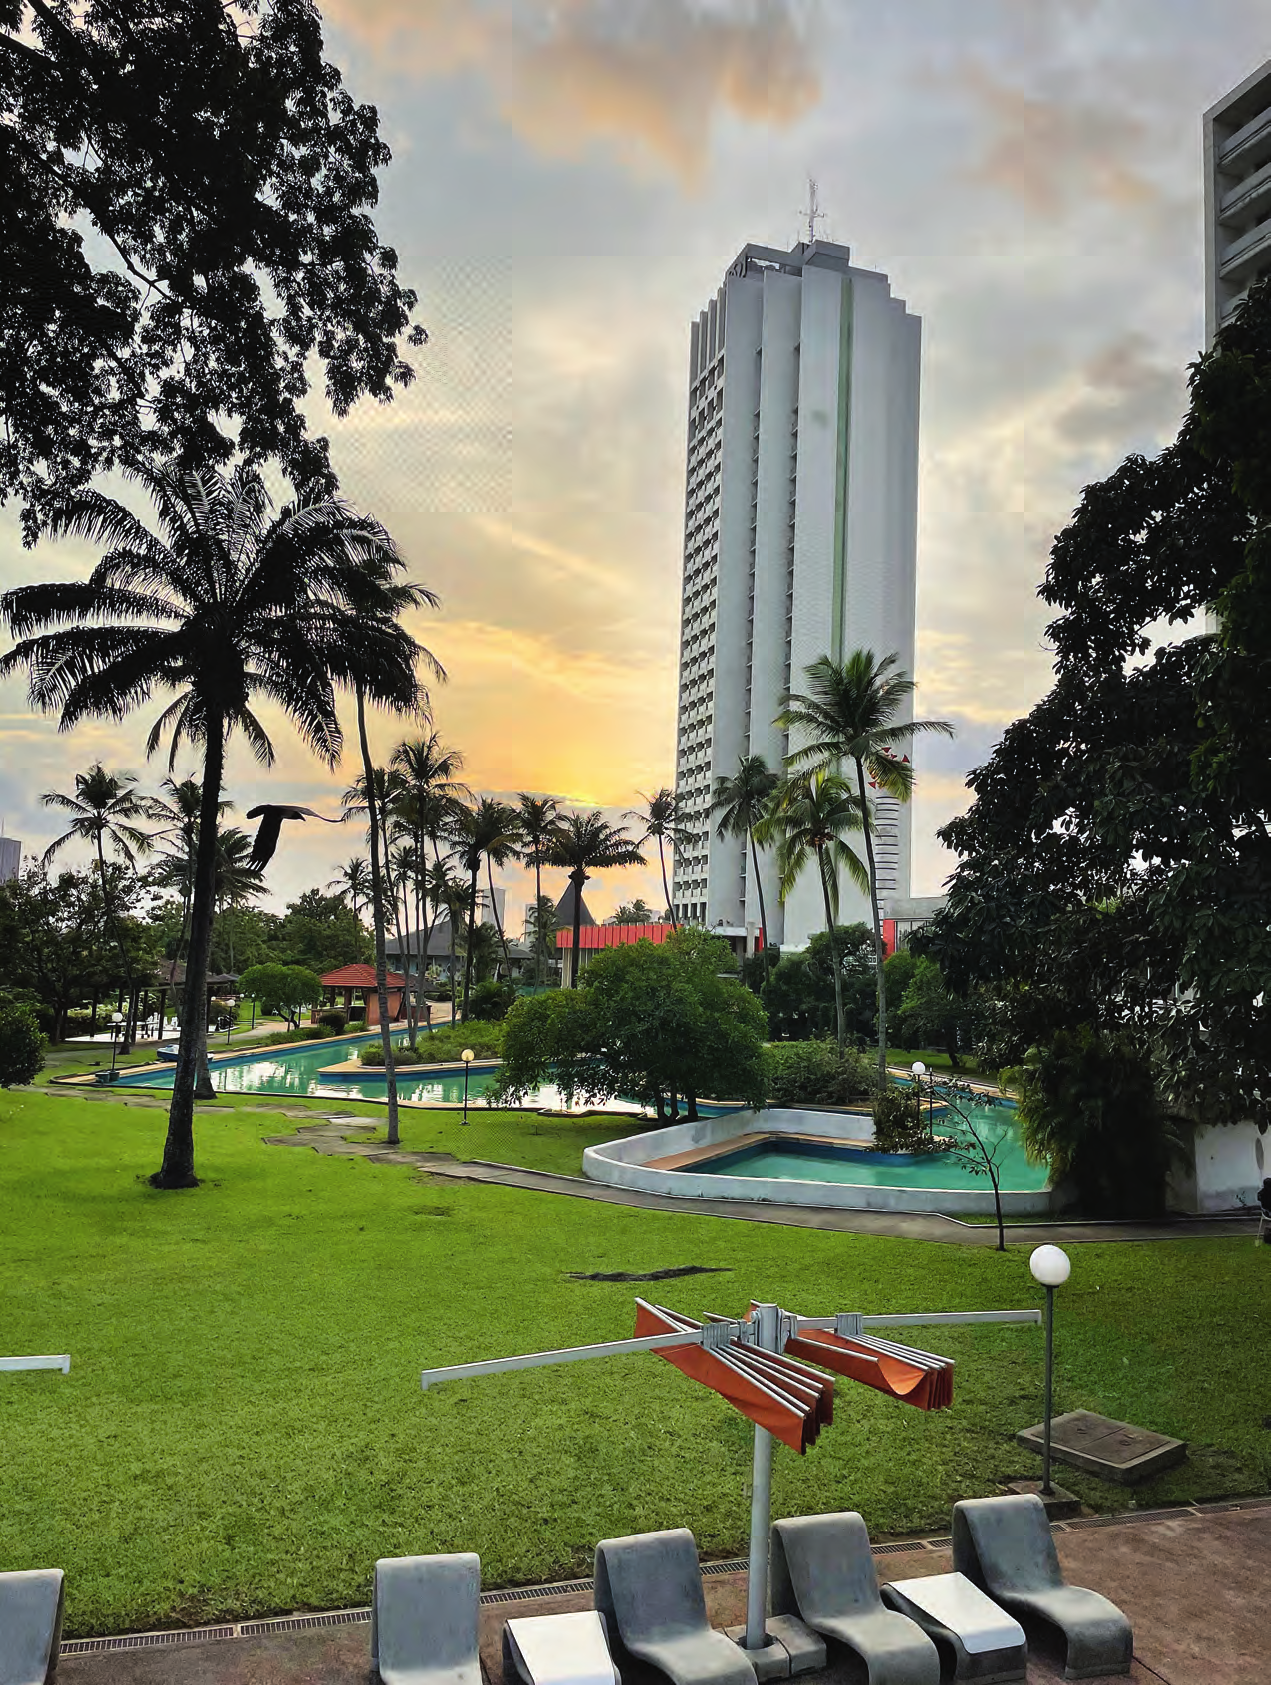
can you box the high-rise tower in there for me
[1205,58,1271,346]
[671,239,921,951]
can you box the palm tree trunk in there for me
[854,756,888,1090]
[534,851,545,988]
[152,721,224,1188]
[357,686,400,1147]
[569,868,585,987]
[488,856,514,980]
[448,906,458,1023]
[749,827,771,985]
[96,833,136,1053]
[817,845,846,1051]
[659,836,677,930]
[461,859,479,1018]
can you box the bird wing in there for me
[248,811,285,869]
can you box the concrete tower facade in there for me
[1205,58,1271,346]
[671,240,921,952]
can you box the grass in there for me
[346,1106,651,1177]
[887,1047,991,1079]
[1,1085,1268,1639]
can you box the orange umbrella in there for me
[782,1325,954,1411]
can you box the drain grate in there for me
[700,1558,749,1577]
[1063,1508,1194,1531]
[61,1627,236,1656]
[482,1580,595,1604]
[872,1541,932,1556]
[240,1608,371,1635]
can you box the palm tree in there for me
[625,788,693,930]
[711,754,780,984]
[455,798,524,1015]
[1,462,431,1188]
[41,764,162,1049]
[545,813,645,986]
[390,733,470,1038]
[328,857,372,925]
[755,772,869,1050]
[777,651,954,1084]
[209,826,265,973]
[517,794,560,987]
[428,862,472,1023]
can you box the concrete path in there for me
[263,1117,1261,1247]
[55,1499,1271,1683]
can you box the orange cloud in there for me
[320,0,819,182]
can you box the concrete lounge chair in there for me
[951,1496,1132,1680]
[593,1528,757,1685]
[371,1553,482,1685]
[503,1609,621,1685]
[769,1513,940,1685]
[0,1568,65,1685]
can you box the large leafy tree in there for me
[778,652,953,1084]
[0,862,137,1040]
[0,0,424,539]
[755,772,868,1051]
[544,813,645,987]
[762,923,877,1044]
[921,277,1271,1136]
[710,754,779,982]
[0,462,432,1187]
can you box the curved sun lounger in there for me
[769,1513,940,1685]
[0,1568,65,1685]
[951,1496,1132,1679]
[594,1528,757,1685]
[371,1552,482,1685]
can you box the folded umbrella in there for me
[782,1325,954,1411]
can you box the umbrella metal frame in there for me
[0,1356,70,1374]
[421,1302,1041,1670]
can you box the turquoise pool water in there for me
[699,1108,1048,1193]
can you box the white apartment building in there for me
[1205,58,1271,345]
[0,836,20,883]
[671,239,921,951]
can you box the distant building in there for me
[882,894,947,956]
[0,837,20,883]
[670,237,920,950]
[1204,58,1271,344]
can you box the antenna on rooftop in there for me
[800,176,826,246]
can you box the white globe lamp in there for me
[1029,1245,1070,1494]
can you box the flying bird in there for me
[246,804,343,870]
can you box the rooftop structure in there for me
[0,836,20,883]
[1204,58,1271,343]
[671,239,920,950]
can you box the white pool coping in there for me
[582,1108,1054,1217]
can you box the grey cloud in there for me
[1054,333,1188,450]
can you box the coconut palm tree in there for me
[710,754,780,984]
[777,651,954,1084]
[517,794,560,987]
[455,798,524,1014]
[41,764,163,1050]
[327,857,372,925]
[428,862,471,1023]
[545,813,645,987]
[390,732,470,1037]
[625,787,693,930]
[0,462,432,1188]
[755,772,869,1050]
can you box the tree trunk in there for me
[461,859,479,1018]
[533,851,545,987]
[97,834,137,1053]
[357,687,400,1147]
[817,846,846,1051]
[488,855,514,981]
[569,868,585,988]
[152,721,224,1188]
[749,827,771,986]
[854,757,889,1090]
[993,1175,1006,1252]
[685,1090,699,1122]
[659,837,677,930]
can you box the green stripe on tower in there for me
[831,274,854,663]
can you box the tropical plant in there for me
[926,1077,1015,1251]
[761,924,877,1043]
[608,899,657,925]
[545,813,645,987]
[0,1003,46,1087]
[0,462,432,1187]
[525,894,559,983]
[755,772,868,1050]
[625,788,693,931]
[778,651,953,1085]
[454,798,523,1014]
[390,732,470,1038]
[237,962,323,1029]
[327,857,372,925]
[764,1039,874,1108]
[711,754,780,981]
[517,794,560,986]
[40,764,161,1048]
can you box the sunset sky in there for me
[2,0,1268,926]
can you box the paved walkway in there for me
[56,1500,1271,1683]
[262,1117,1261,1247]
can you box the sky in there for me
[2,0,1269,927]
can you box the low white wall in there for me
[1190,1118,1269,1214]
[583,1107,1053,1218]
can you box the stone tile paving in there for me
[56,1503,1271,1684]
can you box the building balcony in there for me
[1219,213,1271,284]
[1218,100,1271,178]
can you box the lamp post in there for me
[461,1048,475,1127]
[911,1059,932,1130]
[108,1011,125,1076]
[1029,1244,1071,1496]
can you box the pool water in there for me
[699,1109,1048,1193]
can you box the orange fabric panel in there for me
[785,1329,954,1411]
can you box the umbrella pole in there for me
[743,1421,773,1652]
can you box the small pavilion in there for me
[317,963,407,1026]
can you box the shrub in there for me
[261,1024,332,1046]
[871,1083,938,1154]
[0,1004,47,1087]
[467,979,515,1022]
[358,1020,505,1066]
[317,1010,347,1033]
[764,1040,874,1108]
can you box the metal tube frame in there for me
[1,1356,70,1373]
[1041,1285,1055,1496]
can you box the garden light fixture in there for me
[911,1059,933,1126]
[108,1012,125,1075]
[461,1047,475,1126]
[1029,1244,1071,1495]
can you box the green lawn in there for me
[1,1086,1268,1638]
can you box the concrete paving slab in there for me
[1018,1411,1188,1484]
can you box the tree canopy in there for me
[0,0,424,538]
